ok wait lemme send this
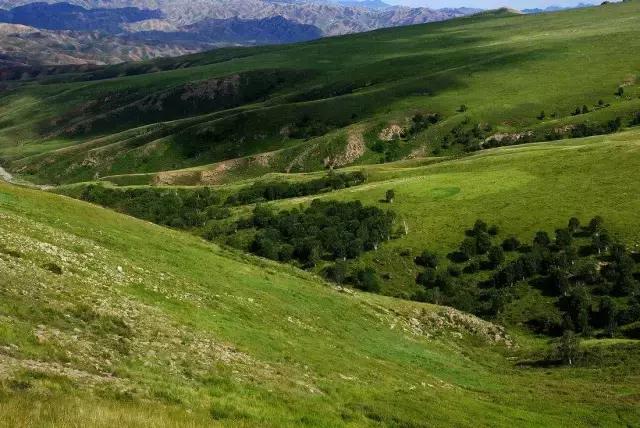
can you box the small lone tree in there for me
[553,330,581,366]
[616,86,624,97]
[538,111,546,120]
[385,189,395,203]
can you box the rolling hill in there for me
[1,3,640,425]
[0,3,638,186]
[0,178,639,426]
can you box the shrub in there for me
[415,250,438,269]
[43,262,63,275]
[353,268,381,292]
[502,236,520,251]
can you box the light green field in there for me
[0,181,639,426]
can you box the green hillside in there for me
[0,181,639,426]
[0,3,639,185]
[2,3,640,425]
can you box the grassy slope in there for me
[249,128,640,300]
[0,182,639,426]
[1,3,639,184]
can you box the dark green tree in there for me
[415,250,438,269]
[488,246,505,268]
[502,236,521,252]
[534,231,551,247]
[568,217,581,233]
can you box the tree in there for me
[502,236,521,252]
[592,229,611,255]
[458,104,468,112]
[549,268,570,296]
[472,219,488,235]
[616,86,624,97]
[416,268,438,288]
[488,246,505,268]
[568,217,580,233]
[565,286,591,334]
[459,238,477,260]
[554,330,581,366]
[555,228,573,248]
[354,268,381,292]
[415,250,438,269]
[476,232,492,255]
[599,297,618,337]
[534,231,551,247]
[324,261,349,284]
[581,105,589,114]
[385,189,395,203]
[537,111,546,120]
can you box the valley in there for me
[1,2,639,426]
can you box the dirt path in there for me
[0,165,13,182]
[0,164,51,190]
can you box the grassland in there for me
[0,3,639,185]
[0,181,639,427]
[1,4,640,425]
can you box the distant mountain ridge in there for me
[0,2,161,32]
[0,0,481,66]
[0,0,480,36]
[522,2,596,13]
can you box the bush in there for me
[502,236,520,251]
[43,262,63,275]
[415,250,438,269]
[353,268,381,292]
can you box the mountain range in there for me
[0,0,480,66]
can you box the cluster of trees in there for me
[405,112,441,137]
[440,121,490,152]
[243,199,395,268]
[79,185,229,228]
[225,171,366,205]
[371,113,441,162]
[412,217,640,340]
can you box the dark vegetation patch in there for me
[225,171,365,205]
[43,262,63,275]
[412,217,640,340]
[238,200,395,270]
[77,185,225,228]
[55,69,314,138]
[72,171,368,229]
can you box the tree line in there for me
[225,171,366,206]
[78,185,229,228]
